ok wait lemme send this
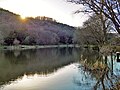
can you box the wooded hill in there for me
[0,8,75,45]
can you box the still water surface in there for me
[0,48,120,90]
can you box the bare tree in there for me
[74,15,107,45]
[67,0,120,34]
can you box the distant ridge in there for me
[0,8,76,45]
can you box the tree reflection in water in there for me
[74,49,120,90]
[0,48,119,90]
[0,48,81,86]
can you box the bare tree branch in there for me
[67,0,120,34]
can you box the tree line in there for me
[0,8,75,45]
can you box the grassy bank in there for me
[0,45,120,52]
[112,45,120,51]
[0,44,81,50]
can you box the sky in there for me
[0,0,88,27]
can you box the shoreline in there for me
[0,45,120,52]
[0,44,81,50]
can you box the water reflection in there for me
[0,48,81,86]
[0,48,120,90]
[74,49,120,90]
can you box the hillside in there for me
[0,8,75,45]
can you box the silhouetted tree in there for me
[68,0,120,34]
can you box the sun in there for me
[21,15,26,20]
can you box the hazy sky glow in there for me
[0,0,88,26]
